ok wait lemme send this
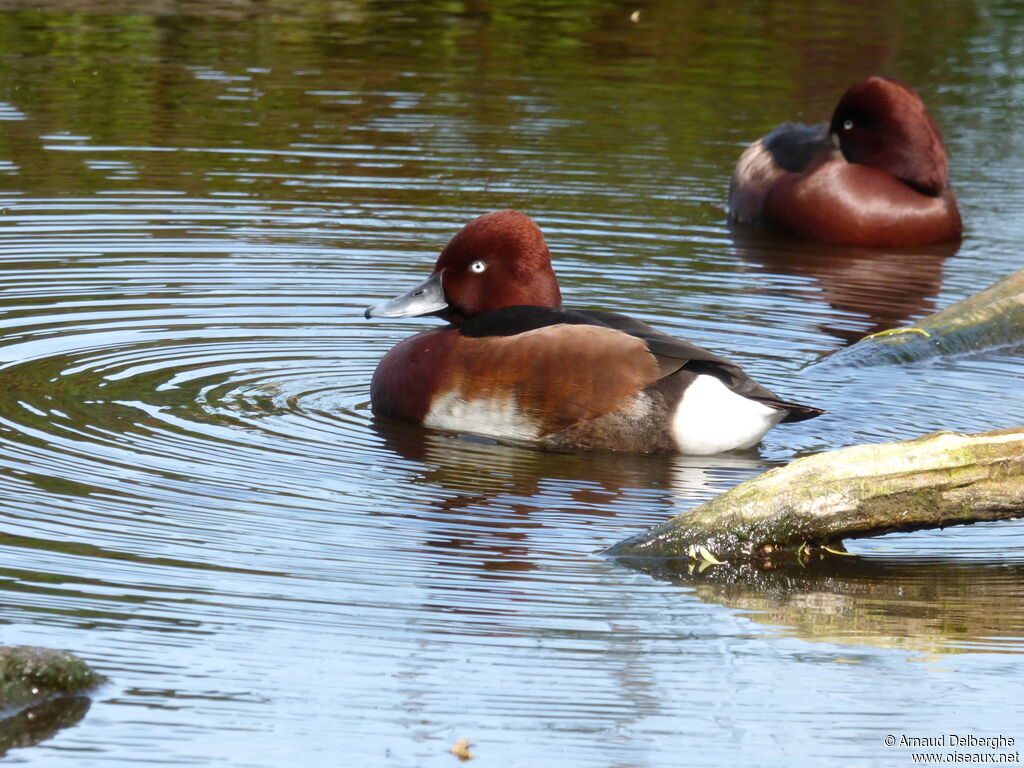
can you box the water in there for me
[0,1,1023,765]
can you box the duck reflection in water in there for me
[730,228,960,346]
[372,416,772,579]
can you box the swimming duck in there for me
[728,77,962,246]
[365,210,823,454]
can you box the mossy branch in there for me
[822,268,1024,366]
[605,427,1024,563]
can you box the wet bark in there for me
[605,427,1024,563]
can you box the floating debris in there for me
[450,738,473,761]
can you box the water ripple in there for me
[2,181,1024,767]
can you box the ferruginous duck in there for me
[728,77,962,246]
[365,210,823,454]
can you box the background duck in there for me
[365,210,823,454]
[728,77,962,246]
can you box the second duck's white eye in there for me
[842,119,854,130]
[469,260,487,273]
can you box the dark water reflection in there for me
[730,229,962,346]
[0,697,91,757]
[0,0,1023,766]
[622,555,1024,655]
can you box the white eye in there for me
[469,260,487,273]
[843,119,854,130]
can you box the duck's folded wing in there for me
[459,305,821,424]
[573,309,737,371]
[763,121,831,173]
[575,309,823,422]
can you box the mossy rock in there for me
[0,647,102,712]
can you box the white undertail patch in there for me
[671,374,786,454]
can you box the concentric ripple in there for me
[0,198,398,572]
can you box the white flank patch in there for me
[734,140,773,180]
[671,374,786,455]
[424,391,541,442]
[729,139,777,222]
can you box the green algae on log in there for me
[822,268,1024,366]
[605,427,1024,563]
[0,647,102,711]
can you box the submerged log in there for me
[605,427,1024,563]
[822,268,1024,366]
